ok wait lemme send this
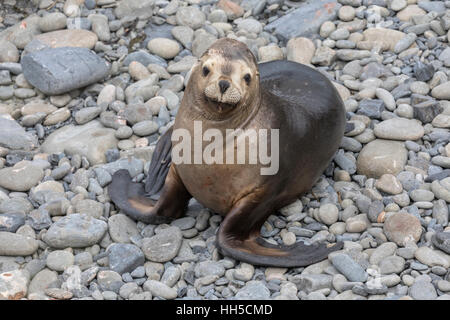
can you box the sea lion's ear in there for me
[200,48,214,59]
[190,60,201,73]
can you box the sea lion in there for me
[109,38,346,267]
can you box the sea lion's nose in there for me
[219,80,230,94]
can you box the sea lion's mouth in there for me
[215,101,235,112]
[206,97,236,113]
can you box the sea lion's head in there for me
[192,38,260,115]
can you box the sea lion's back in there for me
[259,60,344,117]
[257,60,346,195]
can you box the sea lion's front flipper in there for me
[109,166,192,224]
[145,126,173,196]
[216,195,343,267]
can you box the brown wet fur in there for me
[128,198,155,213]
[109,38,346,267]
[239,239,290,256]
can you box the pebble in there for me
[171,26,194,49]
[21,47,109,95]
[147,38,181,59]
[119,282,140,299]
[108,214,140,244]
[44,287,73,300]
[410,279,438,300]
[0,161,43,192]
[28,269,57,297]
[432,232,450,254]
[143,280,177,299]
[345,213,370,233]
[88,14,110,42]
[265,0,341,41]
[39,12,67,32]
[0,232,39,256]
[132,121,159,136]
[74,107,102,125]
[286,37,315,64]
[237,18,263,34]
[258,45,284,62]
[369,242,397,265]
[374,118,424,141]
[357,139,407,178]
[128,62,150,81]
[34,29,98,50]
[176,6,206,30]
[108,243,145,274]
[141,227,182,263]
[97,85,116,105]
[383,212,422,246]
[160,266,181,287]
[394,33,417,53]
[0,270,30,299]
[195,261,226,278]
[375,174,403,194]
[171,217,196,230]
[318,203,339,225]
[43,214,108,248]
[431,82,450,100]
[320,21,337,38]
[0,213,25,233]
[41,121,117,165]
[339,6,356,21]
[379,256,405,274]
[330,254,368,282]
[234,263,255,281]
[97,270,124,293]
[123,50,167,68]
[0,40,19,63]
[46,250,74,272]
[415,246,450,268]
[234,280,270,300]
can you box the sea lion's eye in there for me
[202,66,210,77]
[244,73,251,84]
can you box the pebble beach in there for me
[0,0,449,300]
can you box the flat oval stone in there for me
[21,100,57,116]
[0,161,44,192]
[34,29,98,49]
[431,81,450,100]
[21,47,110,95]
[43,213,108,248]
[363,28,406,51]
[415,246,450,268]
[356,139,407,178]
[374,118,424,141]
[40,120,118,165]
[0,232,39,256]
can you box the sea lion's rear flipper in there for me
[145,126,173,197]
[218,236,343,267]
[216,195,343,267]
[109,165,192,224]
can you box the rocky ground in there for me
[0,0,449,301]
